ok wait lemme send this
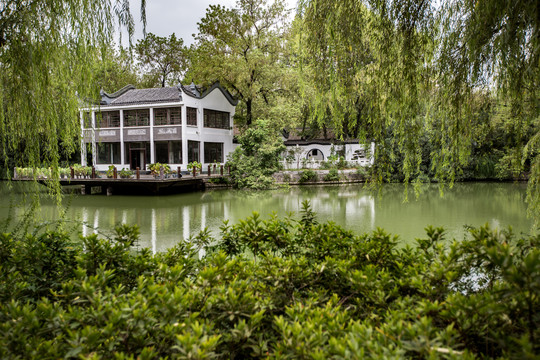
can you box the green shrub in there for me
[299,169,318,183]
[0,205,538,359]
[227,119,285,189]
[208,176,229,185]
[323,168,340,181]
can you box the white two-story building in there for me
[80,82,237,171]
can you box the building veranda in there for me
[80,82,238,172]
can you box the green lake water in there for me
[0,182,535,252]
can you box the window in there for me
[188,141,199,163]
[154,141,182,164]
[154,107,181,126]
[171,141,182,163]
[187,107,197,126]
[351,149,366,160]
[204,142,223,163]
[124,109,149,127]
[155,142,169,163]
[96,142,121,164]
[96,111,120,128]
[307,148,324,160]
[203,109,229,129]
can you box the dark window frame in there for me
[124,109,150,127]
[96,142,121,164]
[203,109,230,129]
[96,111,120,128]
[204,142,223,163]
[154,107,181,126]
[187,107,197,126]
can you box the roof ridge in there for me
[100,84,136,99]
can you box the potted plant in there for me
[106,165,115,178]
[119,168,133,179]
[187,161,202,176]
[148,163,161,178]
[59,167,69,179]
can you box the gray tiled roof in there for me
[99,81,237,107]
[103,86,183,106]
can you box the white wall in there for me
[181,87,236,167]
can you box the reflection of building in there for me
[80,82,237,171]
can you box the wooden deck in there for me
[14,174,229,195]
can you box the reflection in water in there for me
[151,209,157,254]
[82,207,88,237]
[0,183,534,250]
[183,206,189,241]
[93,209,99,234]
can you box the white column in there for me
[150,107,155,164]
[119,109,124,166]
[80,111,86,166]
[91,111,97,167]
[181,105,188,167]
[198,107,204,164]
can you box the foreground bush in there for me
[0,203,538,359]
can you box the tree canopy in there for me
[189,0,291,126]
[135,32,187,88]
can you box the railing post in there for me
[136,167,140,180]
[192,166,196,177]
[70,167,74,179]
[13,167,17,179]
[177,166,181,178]
[160,167,164,180]
[91,166,96,179]
[228,165,231,174]
[208,165,211,176]
[220,164,223,176]
[113,167,117,179]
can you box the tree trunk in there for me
[246,98,253,126]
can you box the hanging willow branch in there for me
[0,0,145,204]
[298,0,539,223]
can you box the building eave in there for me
[182,81,239,106]
[81,101,184,112]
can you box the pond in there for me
[0,182,535,252]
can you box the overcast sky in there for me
[129,0,299,44]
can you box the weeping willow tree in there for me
[436,0,539,221]
[298,0,539,222]
[297,0,437,185]
[0,0,145,189]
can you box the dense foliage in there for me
[135,33,188,88]
[189,0,295,126]
[227,119,285,189]
[0,204,538,359]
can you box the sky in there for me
[129,0,299,45]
